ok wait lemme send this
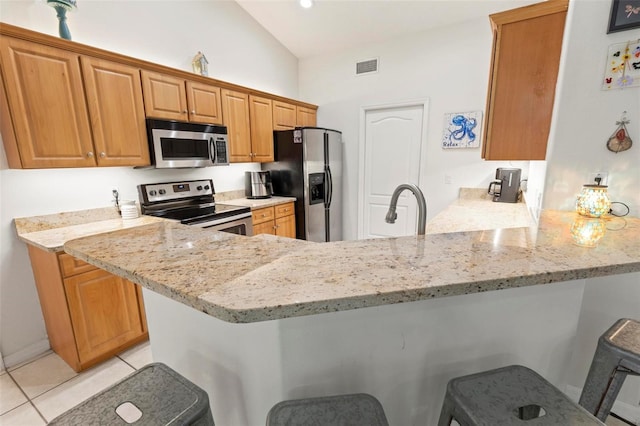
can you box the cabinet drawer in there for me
[252,207,275,225]
[275,202,295,218]
[58,253,97,277]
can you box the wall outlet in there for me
[587,172,608,186]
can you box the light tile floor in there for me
[0,342,632,425]
[0,341,152,425]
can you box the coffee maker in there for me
[488,168,521,203]
[245,171,273,199]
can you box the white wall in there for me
[0,0,299,364]
[540,0,640,411]
[298,18,529,241]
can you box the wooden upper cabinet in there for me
[273,100,296,130]
[0,37,95,168]
[141,70,223,125]
[81,57,150,166]
[249,95,274,162]
[141,71,188,121]
[186,81,222,124]
[296,106,317,127]
[222,89,252,162]
[482,0,568,160]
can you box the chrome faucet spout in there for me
[385,183,427,235]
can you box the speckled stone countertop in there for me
[426,188,532,234]
[64,210,640,323]
[15,207,165,252]
[224,196,296,209]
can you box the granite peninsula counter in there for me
[60,210,640,425]
[63,210,640,323]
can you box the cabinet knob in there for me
[100,152,106,158]
[261,213,266,217]
[183,109,188,114]
[191,110,196,114]
[87,151,94,158]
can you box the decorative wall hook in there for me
[606,111,633,153]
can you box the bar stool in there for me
[579,318,640,421]
[266,393,389,426]
[438,364,604,425]
[49,362,214,425]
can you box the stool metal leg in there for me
[436,394,455,426]
[579,343,623,421]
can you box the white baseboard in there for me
[3,339,50,369]
[565,385,640,424]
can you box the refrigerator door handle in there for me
[326,166,333,208]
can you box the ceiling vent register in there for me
[356,58,378,75]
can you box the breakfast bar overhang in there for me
[63,211,640,425]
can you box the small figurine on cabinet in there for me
[192,51,209,77]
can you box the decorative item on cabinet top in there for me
[192,51,209,77]
[47,0,77,40]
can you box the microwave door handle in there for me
[209,137,216,163]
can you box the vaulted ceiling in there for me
[235,0,540,59]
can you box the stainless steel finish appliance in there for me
[138,179,253,235]
[488,168,521,203]
[245,171,273,199]
[262,127,343,242]
[146,119,229,168]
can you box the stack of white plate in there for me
[121,204,139,220]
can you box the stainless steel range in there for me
[138,179,253,236]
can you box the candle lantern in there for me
[575,185,611,218]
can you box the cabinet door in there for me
[222,89,252,162]
[275,214,296,238]
[0,37,95,168]
[141,70,188,121]
[296,106,317,127]
[253,220,276,236]
[249,95,274,162]
[81,57,150,167]
[186,81,223,124]
[482,1,567,160]
[64,269,145,363]
[273,100,296,130]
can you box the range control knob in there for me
[197,186,203,191]
[149,190,157,196]
[159,189,166,195]
[204,185,210,190]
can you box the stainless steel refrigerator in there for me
[262,127,342,242]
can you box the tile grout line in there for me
[3,371,47,424]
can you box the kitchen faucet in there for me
[385,183,427,235]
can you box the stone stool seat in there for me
[266,393,389,426]
[438,364,604,425]
[579,318,640,421]
[49,362,214,425]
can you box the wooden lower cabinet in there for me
[252,202,296,238]
[27,246,148,372]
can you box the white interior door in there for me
[361,104,425,238]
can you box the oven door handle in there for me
[188,212,252,228]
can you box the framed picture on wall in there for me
[607,0,640,33]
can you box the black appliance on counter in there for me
[138,179,253,235]
[488,168,521,203]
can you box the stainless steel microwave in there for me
[146,119,229,168]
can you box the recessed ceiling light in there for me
[300,0,313,9]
